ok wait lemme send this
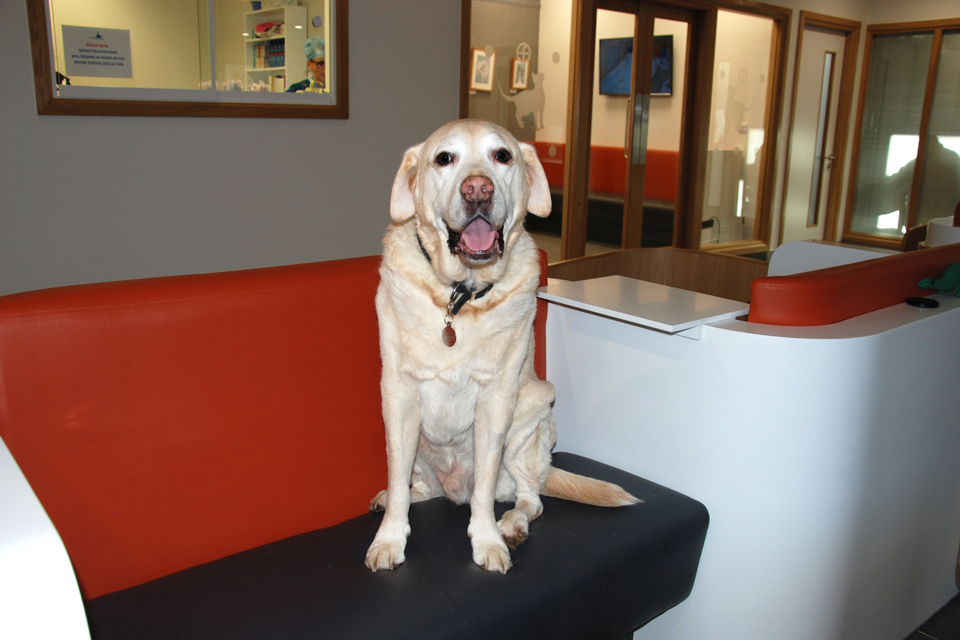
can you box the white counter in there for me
[538,276,749,338]
[539,278,960,640]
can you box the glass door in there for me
[699,9,777,253]
[622,11,690,250]
[563,1,694,259]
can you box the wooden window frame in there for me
[26,0,349,119]
[696,1,792,257]
[842,18,960,249]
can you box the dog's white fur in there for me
[365,120,637,574]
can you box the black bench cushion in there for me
[85,453,708,640]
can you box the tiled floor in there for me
[907,593,960,639]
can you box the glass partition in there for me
[847,33,933,238]
[916,31,960,227]
[700,9,774,248]
[467,0,570,261]
[844,21,960,245]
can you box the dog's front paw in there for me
[365,537,406,571]
[472,537,512,573]
[469,518,513,573]
[369,490,387,512]
[470,520,512,573]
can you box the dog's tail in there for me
[542,466,641,507]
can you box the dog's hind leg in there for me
[497,379,556,547]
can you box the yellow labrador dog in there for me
[365,120,638,574]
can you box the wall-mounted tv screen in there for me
[598,35,673,97]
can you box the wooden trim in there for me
[26,0,350,119]
[821,19,859,243]
[841,231,902,251]
[679,7,716,249]
[907,28,944,230]
[754,6,791,246]
[698,239,769,256]
[561,0,597,260]
[840,22,875,243]
[867,18,960,34]
[547,247,768,303]
[27,0,55,116]
[459,0,472,119]
[801,11,860,32]
[778,11,861,245]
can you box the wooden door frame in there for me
[620,4,705,251]
[561,0,599,260]
[567,0,790,258]
[777,11,861,245]
[459,0,472,118]
[698,1,792,256]
[564,0,717,259]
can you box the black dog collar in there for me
[417,233,493,347]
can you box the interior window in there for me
[29,0,346,118]
[845,22,960,245]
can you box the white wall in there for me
[0,0,461,297]
[50,0,202,90]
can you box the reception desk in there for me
[539,246,960,640]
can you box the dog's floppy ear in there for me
[390,143,423,223]
[520,143,552,218]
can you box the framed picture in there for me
[470,48,495,92]
[511,58,529,91]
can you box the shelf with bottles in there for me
[243,4,306,91]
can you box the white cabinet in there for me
[244,5,307,92]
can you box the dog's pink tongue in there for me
[460,218,498,253]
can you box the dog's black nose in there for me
[461,176,494,203]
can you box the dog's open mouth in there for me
[447,217,504,261]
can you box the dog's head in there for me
[389,120,551,279]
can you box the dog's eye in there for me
[435,152,454,166]
[494,149,513,164]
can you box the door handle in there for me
[631,94,650,166]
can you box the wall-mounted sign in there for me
[61,26,133,79]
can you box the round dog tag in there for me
[442,324,456,347]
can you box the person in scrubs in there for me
[287,37,325,92]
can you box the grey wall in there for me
[0,1,462,296]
